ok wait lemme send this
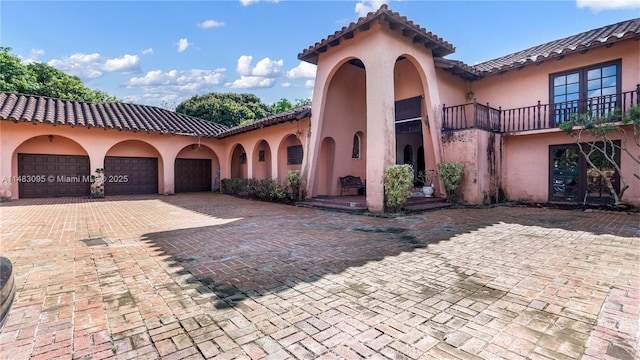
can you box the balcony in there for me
[442,86,640,134]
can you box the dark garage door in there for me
[18,154,90,198]
[104,157,158,195]
[175,159,212,193]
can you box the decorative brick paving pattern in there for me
[0,194,638,359]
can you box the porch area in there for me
[297,192,452,213]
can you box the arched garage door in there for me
[104,156,158,195]
[18,154,90,198]
[175,158,211,193]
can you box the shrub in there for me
[438,162,464,203]
[286,170,301,201]
[220,178,290,202]
[384,164,414,213]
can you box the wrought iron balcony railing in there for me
[442,85,640,133]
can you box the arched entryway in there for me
[13,135,90,198]
[277,135,303,184]
[105,140,162,195]
[230,144,248,179]
[394,56,434,184]
[252,140,272,180]
[175,144,220,193]
[314,58,367,195]
[317,137,336,195]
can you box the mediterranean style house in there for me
[1,5,638,212]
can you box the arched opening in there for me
[252,140,272,180]
[230,144,247,179]
[403,145,413,165]
[105,140,162,195]
[394,56,435,185]
[317,137,336,195]
[315,59,367,195]
[13,135,90,198]
[277,135,303,184]
[175,144,220,192]
[352,133,361,159]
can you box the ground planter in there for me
[0,257,15,329]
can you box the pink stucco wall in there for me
[440,129,502,204]
[503,126,639,206]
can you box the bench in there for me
[339,176,365,196]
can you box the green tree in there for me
[273,98,294,114]
[0,47,117,102]
[175,92,274,128]
[294,98,311,107]
[0,47,38,94]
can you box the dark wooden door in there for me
[104,157,158,195]
[175,159,212,193]
[18,154,90,198]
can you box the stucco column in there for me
[87,150,105,197]
[0,124,16,199]
[364,55,396,212]
[301,62,331,199]
[158,148,171,195]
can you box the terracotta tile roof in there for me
[298,4,455,64]
[473,17,640,75]
[218,105,311,138]
[0,92,229,137]
[433,58,482,81]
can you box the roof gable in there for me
[298,4,455,65]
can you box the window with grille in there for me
[287,145,303,165]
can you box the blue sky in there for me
[2,0,638,108]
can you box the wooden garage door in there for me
[18,154,90,198]
[175,159,212,193]
[104,157,158,195]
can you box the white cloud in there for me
[21,48,45,64]
[198,19,225,28]
[176,38,191,53]
[235,55,283,77]
[128,69,225,88]
[225,76,277,89]
[576,0,640,12]
[355,0,388,17]
[253,57,284,77]
[286,62,316,79]
[47,52,141,80]
[304,80,315,89]
[103,54,141,73]
[142,48,154,55]
[126,68,226,106]
[281,82,292,88]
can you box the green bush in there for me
[286,170,301,201]
[438,162,464,203]
[220,178,290,202]
[384,164,414,213]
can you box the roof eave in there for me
[298,5,455,64]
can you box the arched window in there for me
[403,145,413,165]
[352,133,361,159]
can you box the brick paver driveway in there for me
[0,194,638,359]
